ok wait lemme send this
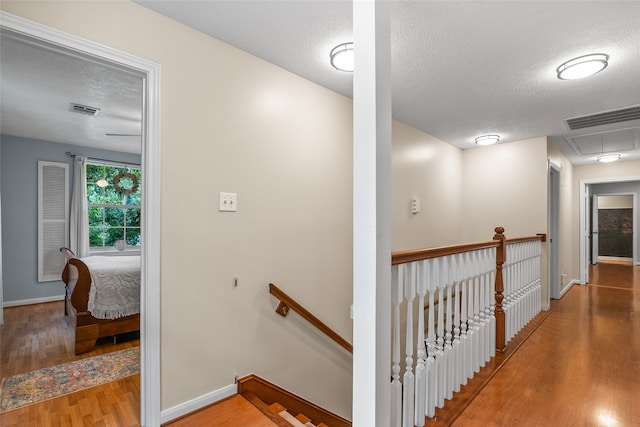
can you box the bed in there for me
[60,247,141,354]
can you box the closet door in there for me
[38,161,69,282]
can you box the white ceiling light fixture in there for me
[475,134,500,146]
[96,179,109,188]
[597,153,621,163]
[330,42,354,72]
[596,134,621,163]
[556,53,609,80]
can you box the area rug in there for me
[0,347,139,413]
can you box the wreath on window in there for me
[113,171,139,195]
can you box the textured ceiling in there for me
[0,29,143,154]
[136,0,640,165]
[1,2,639,165]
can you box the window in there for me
[86,162,141,250]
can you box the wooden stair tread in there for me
[238,375,351,427]
[277,410,309,427]
[269,402,287,413]
[295,414,311,424]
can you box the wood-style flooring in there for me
[2,261,638,426]
[0,300,140,426]
[452,260,640,426]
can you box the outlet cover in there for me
[219,192,237,212]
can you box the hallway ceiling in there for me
[135,0,640,165]
[1,2,639,165]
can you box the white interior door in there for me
[591,195,599,264]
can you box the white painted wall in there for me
[391,121,464,250]
[461,137,549,241]
[0,1,354,416]
[547,142,578,289]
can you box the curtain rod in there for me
[65,152,141,167]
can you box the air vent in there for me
[565,105,640,130]
[70,103,100,116]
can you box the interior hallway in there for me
[453,260,640,426]
[1,262,638,426]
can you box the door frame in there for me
[592,192,636,262]
[591,193,599,264]
[548,161,561,301]
[0,12,162,426]
[580,176,640,284]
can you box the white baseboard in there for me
[3,294,64,308]
[558,280,579,299]
[160,382,237,424]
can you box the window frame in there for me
[86,161,141,254]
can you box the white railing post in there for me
[402,263,416,427]
[414,260,427,427]
[391,265,403,427]
[425,259,437,418]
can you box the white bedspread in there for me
[83,255,141,320]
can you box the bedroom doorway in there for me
[0,13,161,426]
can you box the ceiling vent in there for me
[70,103,100,116]
[564,105,640,130]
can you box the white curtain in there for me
[70,155,90,258]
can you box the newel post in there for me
[493,227,507,352]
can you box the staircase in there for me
[238,375,351,427]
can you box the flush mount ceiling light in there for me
[595,134,621,163]
[556,53,609,80]
[96,179,109,188]
[597,153,621,163]
[330,42,354,72]
[475,135,500,146]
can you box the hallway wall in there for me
[547,142,577,291]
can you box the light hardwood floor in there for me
[2,261,638,426]
[453,260,640,426]
[0,300,140,426]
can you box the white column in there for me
[352,1,392,426]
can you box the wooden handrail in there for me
[507,233,547,244]
[268,283,353,354]
[392,240,500,265]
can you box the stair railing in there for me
[503,234,546,346]
[269,283,353,353]
[390,227,545,427]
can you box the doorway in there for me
[0,12,161,426]
[580,178,640,285]
[595,194,634,261]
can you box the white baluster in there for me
[465,252,476,380]
[459,255,469,386]
[414,260,427,427]
[472,251,482,373]
[452,254,462,393]
[402,263,416,427]
[443,258,454,400]
[391,265,403,427]
[489,265,496,359]
[436,258,446,408]
[425,259,438,418]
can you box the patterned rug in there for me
[0,347,139,413]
